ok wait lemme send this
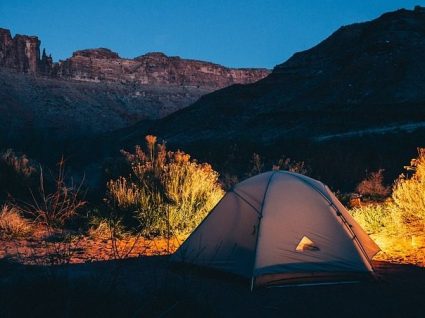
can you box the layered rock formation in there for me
[0,28,269,88]
[0,27,269,158]
[55,49,269,88]
[0,28,42,74]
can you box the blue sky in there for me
[1,1,424,68]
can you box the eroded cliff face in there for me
[0,28,43,74]
[55,49,269,88]
[0,28,269,88]
[0,27,270,153]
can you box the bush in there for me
[391,148,425,233]
[19,160,86,229]
[351,149,425,264]
[88,215,127,240]
[0,149,39,201]
[355,169,390,200]
[248,153,309,177]
[0,204,32,239]
[351,204,391,234]
[272,155,309,175]
[352,150,425,236]
[106,135,224,236]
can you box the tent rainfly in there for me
[172,171,380,288]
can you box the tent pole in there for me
[249,172,276,291]
[290,173,375,271]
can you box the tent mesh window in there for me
[295,236,320,252]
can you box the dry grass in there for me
[0,204,32,239]
[19,159,86,229]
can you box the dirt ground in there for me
[1,243,425,317]
[0,230,185,265]
[1,233,425,318]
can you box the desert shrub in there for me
[352,151,425,236]
[391,148,425,233]
[0,204,32,239]
[106,135,224,236]
[220,173,239,191]
[247,153,309,177]
[0,149,39,201]
[351,204,391,234]
[19,160,86,229]
[88,215,127,240]
[355,169,390,200]
[272,155,310,175]
[0,149,35,177]
[351,149,425,264]
[248,153,264,176]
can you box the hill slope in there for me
[150,8,425,142]
[108,7,425,189]
[0,28,269,148]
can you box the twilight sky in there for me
[1,0,424,68]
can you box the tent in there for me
[172,171,380,288]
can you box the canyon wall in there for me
[0,28,269,88]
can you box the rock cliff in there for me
[0,29,269,88]
[0,28,43,74]
[0,28,269,156]
[54,49,269,88]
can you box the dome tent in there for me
[172,171,380,288]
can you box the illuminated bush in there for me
[351,204,391,234]
[106,136,224,236]
[352,148,425,264]
[391,148,425,234]
[355,169,390,200]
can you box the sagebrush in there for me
[355,169,390,200]
[352,148,425,263]
[106,135,224,236]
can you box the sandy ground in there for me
[1,256,425,318]
[1,233,425,317]
[0,230,184,265]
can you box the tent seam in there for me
[250,171,276,290]
[230,189,262,216]
[288,172,374,271]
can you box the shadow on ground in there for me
[0,257,424,318]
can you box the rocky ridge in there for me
[0,28,269,88]
[0,28,269,151]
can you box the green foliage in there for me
[351,204,391,234]
[106,136,224,236]
[391,148,425,233]
[352,148,425,237]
